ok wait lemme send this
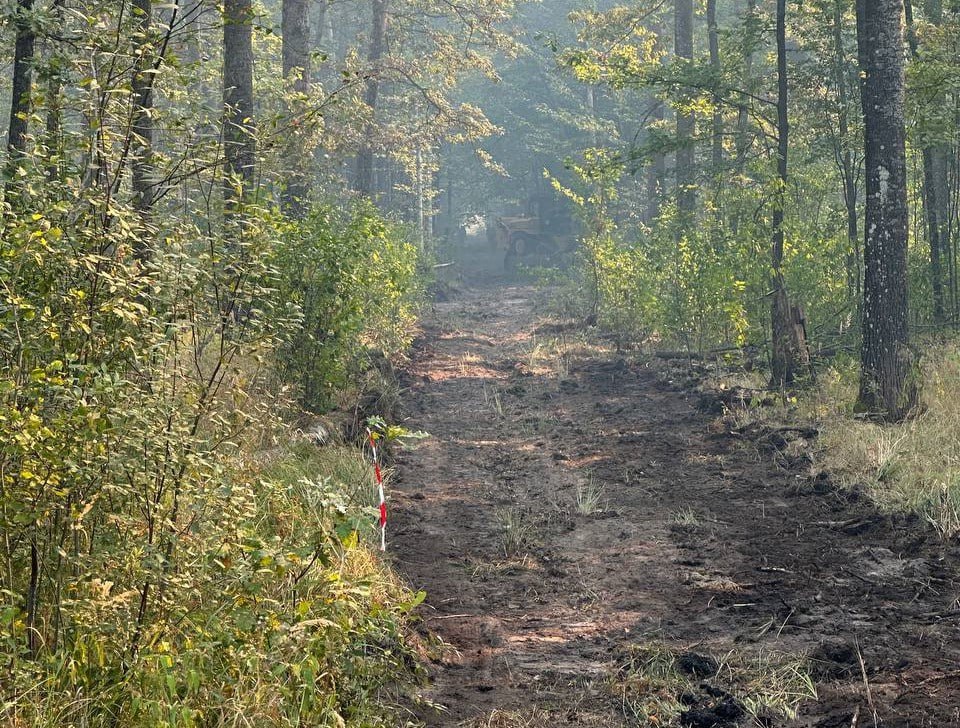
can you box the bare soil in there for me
[391,261,960,727]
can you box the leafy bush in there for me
[0,185,426,726]
[3,442,424,727]
[273,202,424,412]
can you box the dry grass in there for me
[617,642,687,727]
[495,507,534,557]
[483,383,505,417]
[672,506,702,527]
[525,333,598,379]
[722,649,818,720]
[720,343,960,538]
[808,349,960,537]
[468,554,533,579]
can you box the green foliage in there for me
[0,190,425,726]
[0,147,425,728]
[581,232,658,342]
[272,202,424,412]
[3,441,425,727]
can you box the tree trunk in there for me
[646,99,666,224]
[5,0,36,189]
[282,0,311,213]
[731,0,757,237]
[645,19,667,224]
[855,0,918,420]
[923,146,946,322]
[907,0,950,324]
[131,0,155,226]
[25,539,39,655]
[674,0,696,220]
[223,0,256,209]
[416,146,425,250]
[770,0,811,387]
[181,0,204,62]
[44,0,65,182]
[282,0,311,95]
[832,0,861,310]
[931,146,951,316]
[707,0,723,175]
[313,0,332,54]
[734,0,757,171]
[355,0,388,196]
[585,86,598,147]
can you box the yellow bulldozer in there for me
[489,215,571,270]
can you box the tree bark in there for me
[6,0,36,188]
[674,0,696,219]
[355,0,388,196]
[832,0,861,310]
[770,0,811,387]
[282,0,311,213]
[223,0,256,209]
[131,0,155,225]
[707,0,723,175]
[905,0,949,324]
[855,0,918,419]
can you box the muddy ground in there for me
[390,247,960,727]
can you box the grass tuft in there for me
[495,508,533,557]
[672,506,702,528]
[576,477,606,515]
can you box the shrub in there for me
[273,202,424,413]
[0,188,425,726]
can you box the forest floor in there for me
[390,242,960,727]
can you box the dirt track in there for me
[391,273,960,726]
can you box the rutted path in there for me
[391,284,960,727]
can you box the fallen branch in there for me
[856,640,878,727]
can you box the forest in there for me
[1,0,960,725]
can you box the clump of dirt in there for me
[679,683,747,728]
[390,284,960,727]
[809,640,859,681]
[677,652,719,678]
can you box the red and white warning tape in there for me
[367,429,387,551]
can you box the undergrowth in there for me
[3,440,427,727]
[0,190,428,726]
[720,343,960,538]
